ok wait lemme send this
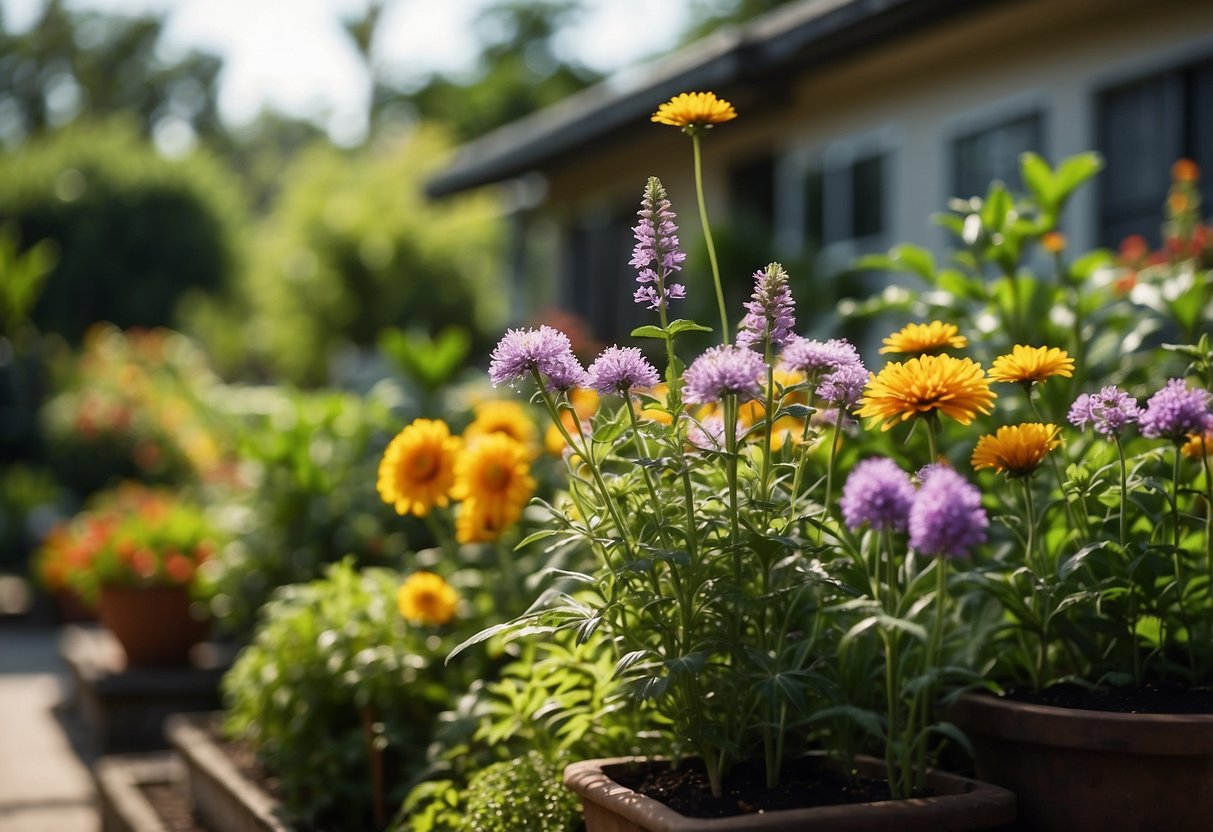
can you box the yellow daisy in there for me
[971,423,1061,477]
[452,433,535,539]
[988,345,1075,385]
[1181,431,1213,459]
[464,400,538,452]
[879,321,968,355]
[857,355,997,431]
[397,572,459,626]
[651,91,737,129]
[377,419,461,517]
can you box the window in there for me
[728,154,776,231]
[952,112,1044,199]
[802,150,889,252]
[1097,57,1213,247]
[561,207,635,341]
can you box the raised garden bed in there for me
[94,751,204,832]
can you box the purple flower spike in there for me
[1140,379,1213,441]
[587,346,660,395]
[1068,386,1141,437]
[780,336,862,376]
[489,326,574,388]
[817,363,869,409]
[840,457,915,532]
[630,177,687,313]
[909,466,987,559]
[682,345,766,404]
[737,263,796,350]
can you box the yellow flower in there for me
[857,355,997,431]
[638,383,673,427]
[971,423,1061,477]
[988,345,1074,385]
[452,434,535,542]
[1182,431,1213,459]
[397,571,459,626]
[651,91,737,129]
[545,388,601,455]
[464,400,538,452]
[1041,232,1066,254]
[377,419,461,517]
[880,321,968,355]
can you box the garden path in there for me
[0,622,97,831]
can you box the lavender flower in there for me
[909,466,987,559]
[737,263,796,350]
[587,346,660,395]
[630,177,687,313]
[489,326,574,388]
[544,352,590,392]
[682,345,766,404]
[780,336,862,376]
[817,362,869,409]
[840,457,915,532]
[686,414,736,451]
[1068,386,1141,437]
[1140,379,1213,441]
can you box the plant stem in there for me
[1114,435,1140,686]
[360,705,386,830]
[1170,443,1194,673]
[1021,477,1047,688]
[692,132,728,343]
[820,406,846,544]
[760,344,774,502]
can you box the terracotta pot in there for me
[98,584,209,667]
[948,691,1213,831]
[564,755,1016,831]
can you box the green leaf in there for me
[889,244,936,283]
[981,182,1013,233]
[1052,152,1104,207]
[1020,152,1054,206]
[514,529,559,550]
[666,319,713,336]
[630,325,669,340]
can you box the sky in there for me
[2,0,692,144]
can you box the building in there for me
[426,0,1213,342]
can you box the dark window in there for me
[806,151,887,248]
[952,112,1044,199]
[729,154,776,230]
[803,167,824,253]
[1097,58,1213,247]
[851,154,885,239]
[561,208,636,342]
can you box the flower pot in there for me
[97,584,209,666]
[948,691,1213,831]
[564,755,1016,831]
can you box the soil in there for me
[205,719,285,801]
[1003,681,1213,714]
[605,756,896,819]
[139,783,208,832]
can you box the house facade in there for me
[427,0,1213,343]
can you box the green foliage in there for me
[223,560,469,832]
[190,126,502,384]
[0,121,246,341]
[462,752,580,832]
[0,464,66,570]
[0,226,56,337]
[201,386,402,634]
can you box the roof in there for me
[426,0,1012,198]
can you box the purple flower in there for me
[780,336,862,376]
[840,457,915,532]
[630,177,687,313]
[587,346,660,394]
[1140,379,1213,441]
[544,352,590,392]
[909,466,987,559]
[817,363,869,409]
[1068,386,1141,437]
[686,414,736,451]
[682,345,766,404]
[737,263,796,350]
[489,326,574,388]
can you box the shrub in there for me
[462,751,580,832]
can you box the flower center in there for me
[409,451,437,481]
[483,461,510,491]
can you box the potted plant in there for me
[860,157,1213,829]
[451,92,1015,830]
[55,483,218,666]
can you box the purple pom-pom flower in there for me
[587,346,660,395]
[1140,379,1213,441]
[682,345,766,404]
[909,466,987,559]
[817,362,869,409]
[840,457,916,532]
[780,336,862,376]
[489,326,575,388]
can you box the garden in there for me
[3,74,1212,831]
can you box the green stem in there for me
[915,557,949,793]
[924,414,939,466]
[1170,444,1194,673]
[1115,435,1140,687]
[761,345,774,501]
[724,394,741,586]
[820,406,846,544]
[1029,387,1086,542]
[692,131,729,343]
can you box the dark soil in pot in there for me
[605,756,899,819]
[1002,681,1213,714]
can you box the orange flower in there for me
[376,419,461,517]
[397,572,459,626]
[988,346,1074,386]
[971,423,1061,477]
[1172,158,1200,183]
[1041,232,1066,254]
[857,355,996,431]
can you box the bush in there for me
[0,121,246,341]
[462,751,580,832]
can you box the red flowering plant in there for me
[35,483,220,605]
